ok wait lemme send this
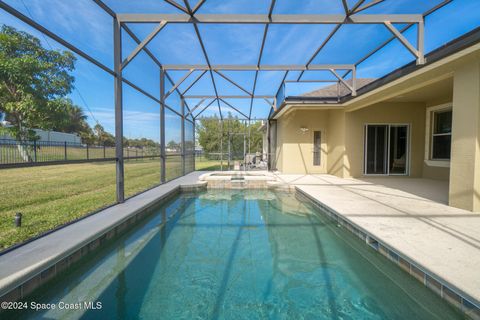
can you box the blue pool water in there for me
[10,190,462,319]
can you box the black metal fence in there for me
[0,138,160,168]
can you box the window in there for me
[313,131,321,166]
[431,109,452,160]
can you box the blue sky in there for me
[1,0,479,142]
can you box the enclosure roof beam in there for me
[181,70,207,95]
[219,98,249,119]
[0,0,168,109]
[341,0,349,16]
[121,21,167,70]
[339,0,449,79]
[163,64,355,71]
[249,0,276,119]
[297,0,385,81]
[0,1,113,76]
[194,98,217,119]
[191,0,206,15]
[296,24,342,81]
[214,70,253,96]
[263,98,276,111]
[329,69,356,96]
[384,21,424,64]
[285,79,337,83]
[185,95,274,99]
[117,13,423,24]
[349,0,366,14]
[180,3,223,120]
[93,0,189,112]
[185,98,207,117]
[165,69,195,98]
[352,0,385,14]
[164,0,189,14]
[182,0,192,13]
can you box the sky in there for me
[0,0,479,142]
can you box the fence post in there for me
[86,144,89,160]
[33,140,37,163]
[64,141,67,160]
[103,143,106,158]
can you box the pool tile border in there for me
[0,182,207,306]
[296,187,480,320]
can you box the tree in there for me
[167,140,180,153]
[94,123,115,146]
[0,25,76,141]
[197,115,222,157]
[125,137,159,149]
[64,103,97,144]
[247,121,263,153]
[49,98,87,133]
[196,113,264,159]
[78,125,96,145]
[62,102,87,133]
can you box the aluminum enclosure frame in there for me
[0,0,451,205]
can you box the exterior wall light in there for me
[300,127,309,134]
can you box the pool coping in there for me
[295,187,480,320]
[0,172,207,304]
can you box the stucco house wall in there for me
[275,109,329,174]
[275,102,426,178]
[343,102,426,178]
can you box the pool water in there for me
[11,190,462,319]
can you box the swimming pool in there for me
[7,190,462,319]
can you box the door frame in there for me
[363,123,411,176]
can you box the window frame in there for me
[428,105,452,163]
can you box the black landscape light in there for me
[15,212,22,227]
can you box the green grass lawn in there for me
[0,159,183,250]
[194,157,225,171]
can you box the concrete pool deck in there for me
[0,171,207,302]
[274,173,480,316]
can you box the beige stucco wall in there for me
[275,109,329,174]
[449,59,480,211]
[326,110,347,177]
[343,102,426,178]
[422,165,450,181]
[275,119,283,171]
[275,103,426,178]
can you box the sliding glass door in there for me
[364,124,409,175]
[365,125,388,174]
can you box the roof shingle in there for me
[301,78,376,98]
